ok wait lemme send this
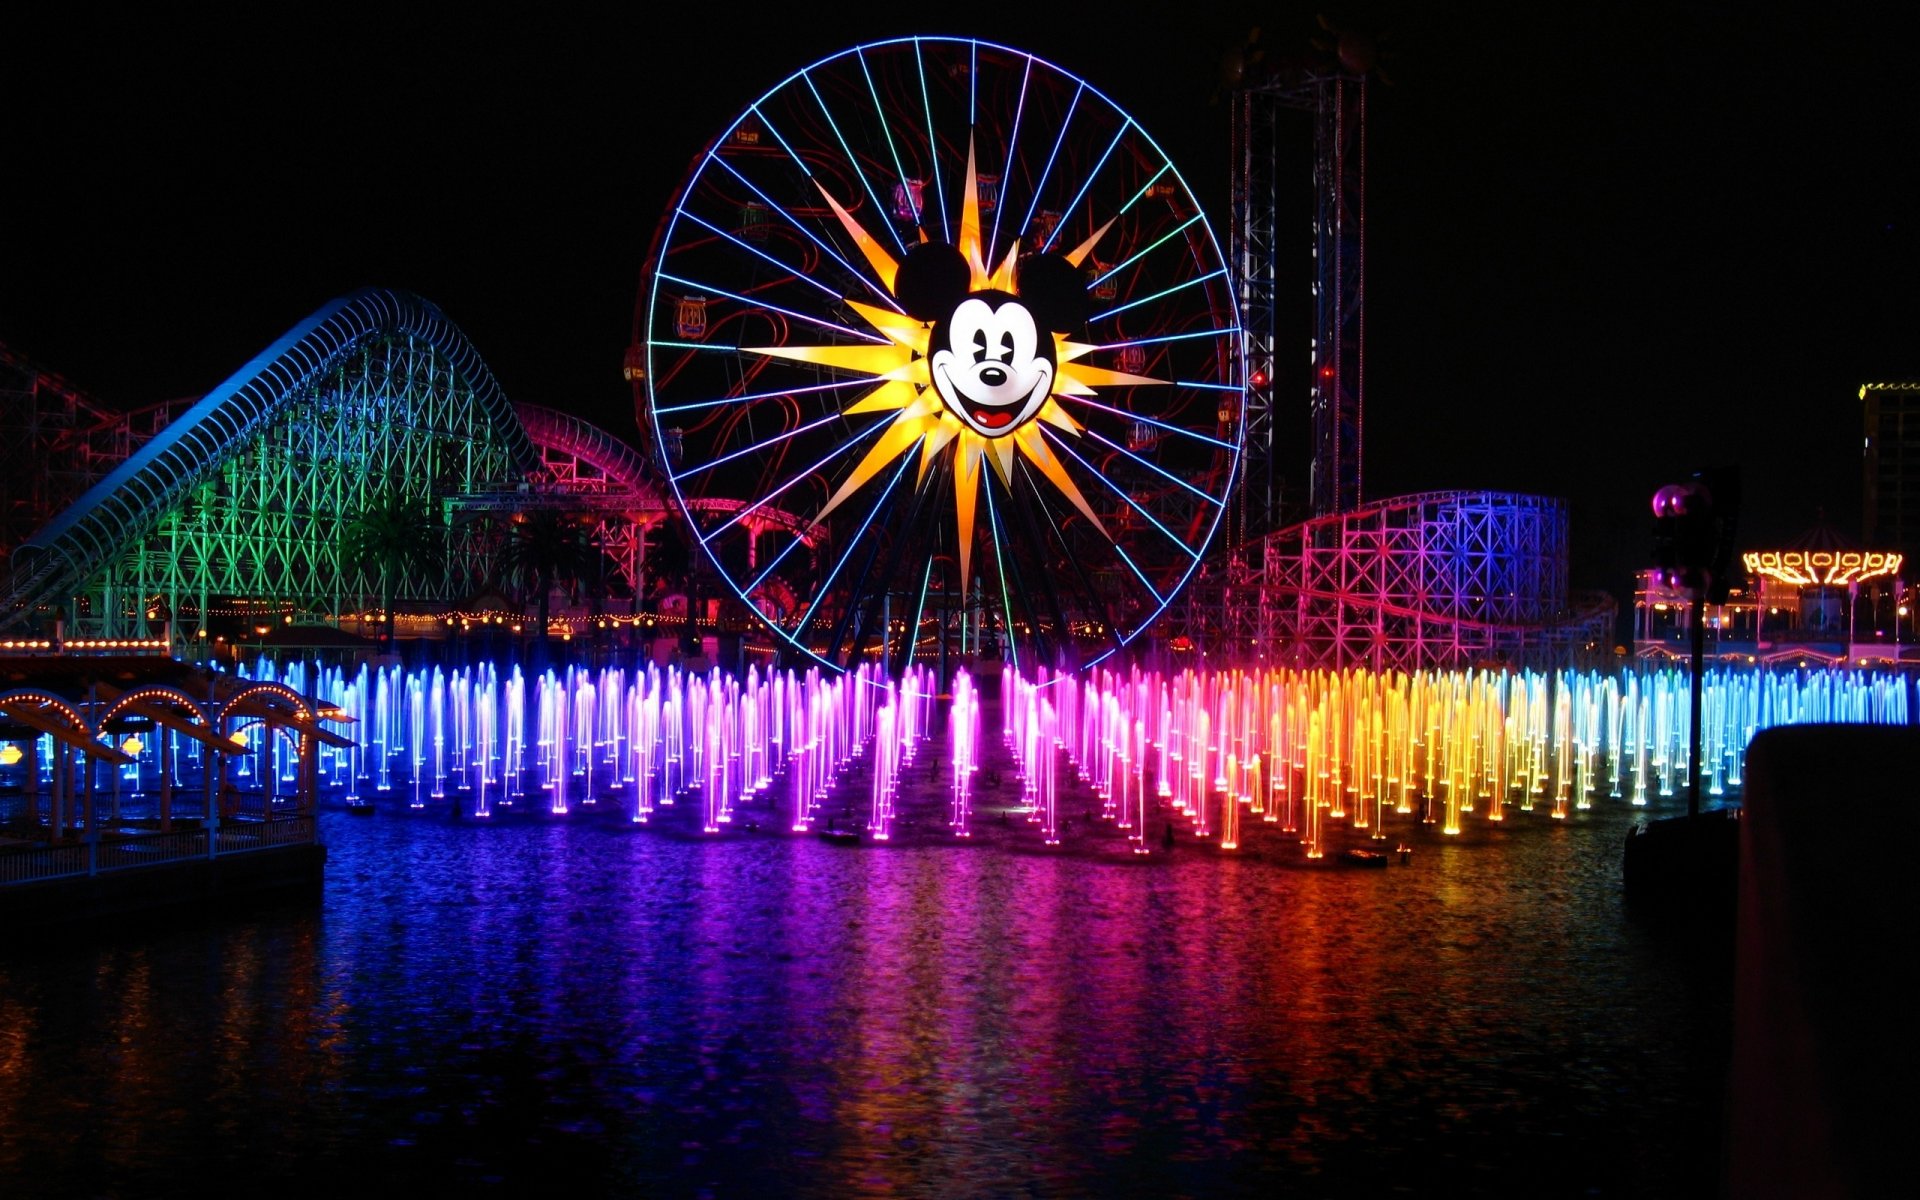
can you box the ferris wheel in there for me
[639,36,1241,674]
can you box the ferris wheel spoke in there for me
[706,427,880,543]
[912,40,951,244]
[801,70,910,260]
[1088,269,1228,325]
[857,47,922,229]
[1044,432,1203,562]
[796,452,917,631]
[1013,459,1128,644]
[707,154,900,310]
[656,272,888,345]
[646,337,742,353]
[1087,213,1204,289]
[985,478,1056,656]
[745,102,813,182]
[1108,535,1166,609]
[1041,117,1132,254]
[1070,425,1224,507]
[984,54,1034,264]
[981,481,1020,673]
[1002,464,1105,650]
[653,376,876,418]
[744,530,810,601]
[1018,80,1086,241]
[677,210,847,302]
[1117,162,1176,216]
[1055,394,1237,452]
[1094,325,1240,352]
[672,410,890,485]
[824,466,939,664]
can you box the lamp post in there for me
[1652,469,1739,820]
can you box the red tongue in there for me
[974,410,1013,429]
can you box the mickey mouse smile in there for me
[929,294,1055,437]
[894,240,1086,441]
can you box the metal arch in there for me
[4,289,541,627]
[96,684,213,730]
[218,680,317,723]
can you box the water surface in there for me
[0,787,1730,1198]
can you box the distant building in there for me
[1862,381,1920,568]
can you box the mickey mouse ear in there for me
[893,243,971,321]
[1014,253,1088,332]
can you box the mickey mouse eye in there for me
[971,330,990,359]
[996,332,1014,360]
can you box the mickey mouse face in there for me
[893,242,1088,441]
[929,292,1054,437]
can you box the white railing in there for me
[0,842,88,885]
[0,815,318,887]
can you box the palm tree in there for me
[643,519,703,652]
[341,488,445,652]
[499,508,600,668]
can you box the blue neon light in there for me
[1175,380,1241,392]
[796,451,917,632]
[706,154,894,308]
[1090,214,1201,286]
[657,272,889,344]
[1118,163,1174,215]
[1043,118,1131,254]
[1019,82,1084,239]
[1074,425,1224,506]
[653,376,875,418]
[679,209,845,301]
[915,40,950,245]
[860,48,918,228]
[986,54,1033,264]
[647,339,741,352]
[909,555,934,663]
[1094,326,1239,352]
[1089,269,1227,324]
[711,425,883,542]
[804,70,909,259]
[1045,433,1203,560]
[983,477,1020,674]
[672,410,887,484]
[1056,395,1237,452]
[750,103,812,177]
[744,528,810,598]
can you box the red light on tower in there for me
[1248,368,1269,390]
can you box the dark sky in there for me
[8,3,1918,613]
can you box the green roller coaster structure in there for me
[3,288,543,639]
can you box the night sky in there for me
[9,3,1917,619]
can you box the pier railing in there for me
[0,815,318,887]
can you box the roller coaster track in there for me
[3,289,541,630]
[1177,489,1617,671]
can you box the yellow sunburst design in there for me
[747,141,1163,593]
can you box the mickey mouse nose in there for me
[979,365,1007,386]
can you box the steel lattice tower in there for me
[1233,67,1365,530]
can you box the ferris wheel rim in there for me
[641,34,1243,674]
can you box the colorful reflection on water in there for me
[0,798,1728,1196]
[7,654,1885,1190]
